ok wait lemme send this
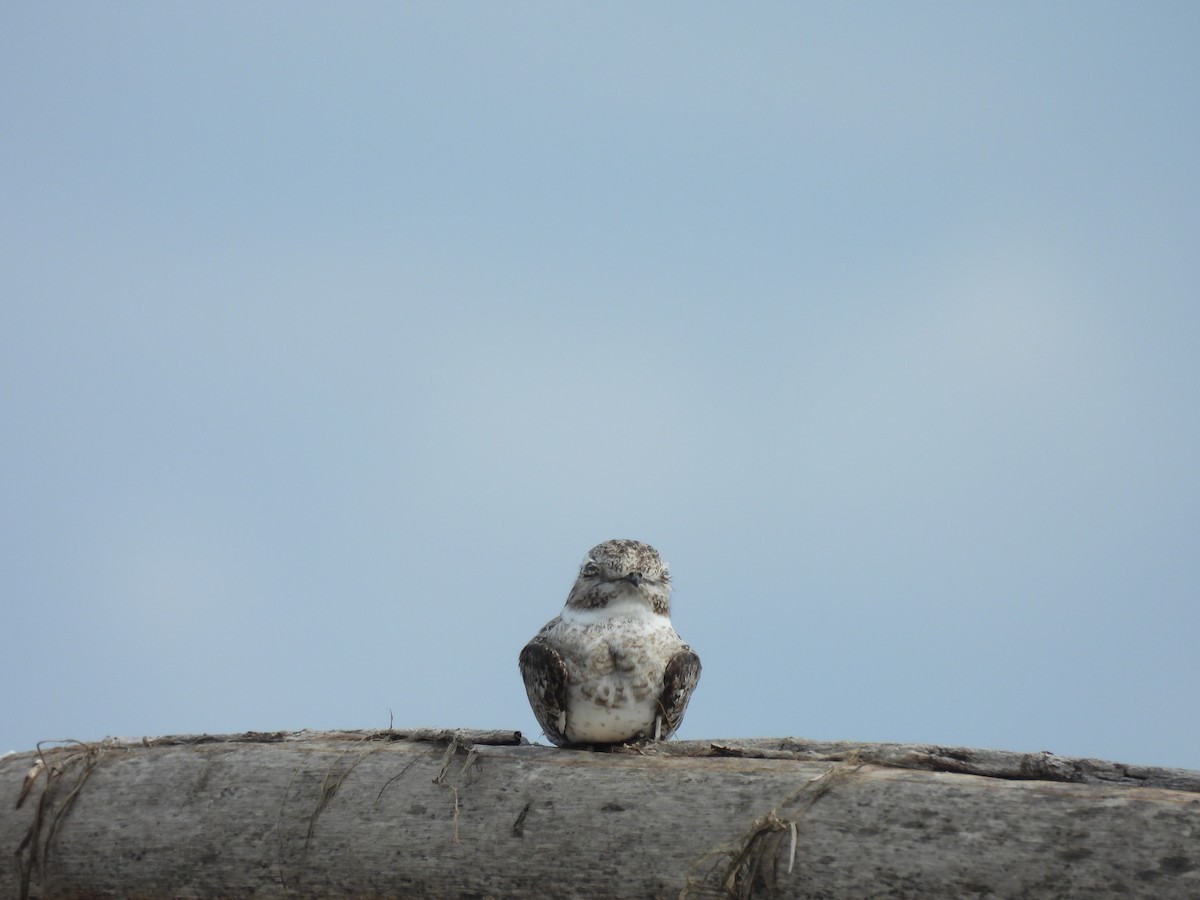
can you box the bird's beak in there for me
[625,572,643,587]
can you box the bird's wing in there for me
[518,637,570,747]
[658,647,702,740]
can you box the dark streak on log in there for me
[655,738,1200,793]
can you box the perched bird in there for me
[519,539,701,747]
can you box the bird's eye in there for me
[581,561,600,576]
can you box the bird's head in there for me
[564,539,671,617]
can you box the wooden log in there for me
[2,730,1198,898]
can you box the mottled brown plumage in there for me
[519,539,701,747]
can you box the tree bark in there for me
[3,730,1198,898]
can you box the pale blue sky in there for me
[3,4,1198,769]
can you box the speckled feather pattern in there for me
[519,539,701,747]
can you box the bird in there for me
[519,539,701,748]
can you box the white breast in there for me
[550,604,683,744]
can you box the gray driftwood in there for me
[2,730,1198,898]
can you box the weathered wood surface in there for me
[3,730,1198,898]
